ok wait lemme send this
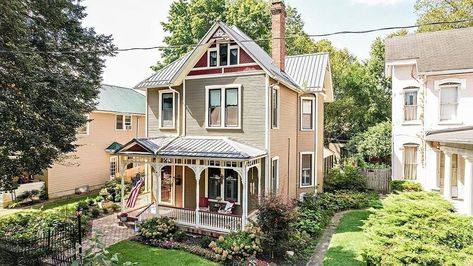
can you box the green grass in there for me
[323,210,371,266]
[33,192,99,211]
[107,240,218,266]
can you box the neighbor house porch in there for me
[115,136,266,232]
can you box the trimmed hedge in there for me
[390,180,422,192]
[363,192,473,265]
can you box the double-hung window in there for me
[403,144,418,180]
[301,98,315,130]
[116,115,132,130]
[272,87,279,128]
[403,87,418,121]
[159,91,175,128]
[208,43,239,67]
[439,83,459,121]
[300,152,314,187]
[206,85,241,128]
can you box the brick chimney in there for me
[271,0,286,71]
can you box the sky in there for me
[82,0,417,88]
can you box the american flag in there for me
[126,179,144,208]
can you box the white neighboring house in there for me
[386,27,473,216]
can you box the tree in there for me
[347,121,392,163]
[0,1,115,181]
[415,0,473,32]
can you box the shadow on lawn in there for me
[323,210,371,266]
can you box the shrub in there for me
[172,230,187,242]
[324,165,367,192]
[299,190,379,214]
[293,208,330,238]
[139,217,178,240]
[38,184,48,201]
[111,203,120,212]
[390,180,422,192]
[76,200,90,212]
[90,207,101,218]
[209,223,262,263]
[257,195,297,258]
[363,192,473,265]
[104,178,131,202]
[199,236,213,248]
[95,195,104,202]
[86,198,96,206]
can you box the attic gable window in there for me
[207,43,239,67]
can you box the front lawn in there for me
[34,191,99,211]
[107,240,219,266]
[323,210,371,266]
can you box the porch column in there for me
[443,151,453,200]
[463,156,473,216]
[155,162,162,217]
[119,160,127,213]
[241,164,248,230]
[189,165,206,228]
[257,164,262,204]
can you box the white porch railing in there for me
[200,210,241,232]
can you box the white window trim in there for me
[115,114,133,131]
[402,144,418,181]
[300,152,315,188]
[271,86,280,129]
[205,84,242,129]
[402,87,420,123]
[271,156,280,192]
[300,97,315,131]
[436,80,463,124]
[158,90,176,129]
[78,114,90,136]
[207,43,239,68]
[109,156,118,179]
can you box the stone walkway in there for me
[82,214,136,250]
[306,210,351,266]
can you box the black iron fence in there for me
[0,220,81,265]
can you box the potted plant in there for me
[119,212,128,222]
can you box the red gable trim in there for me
[240,49,254,64]
[224,65,262,73]
[188,68,222,76]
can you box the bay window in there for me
[206,85,241,129]
[301,98,315,130]
[403,87,418,121]
[159,91,175,128]
[439,83,459,121]
[300,152,314,187]
[403,144,418,180]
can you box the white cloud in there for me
[350,0,407,6]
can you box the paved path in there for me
[83,214,136,250]
[306,210,351,266]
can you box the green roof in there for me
[106,141,123,152]
[96,84,145,115]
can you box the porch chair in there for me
[218,200,235,214]
[199,196,209,212]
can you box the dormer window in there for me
[208,43,239,67]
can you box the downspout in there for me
[168,86,181,136]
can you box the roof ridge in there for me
[286,52,329,58]
[388,27,473,41]
[102,84,144,96]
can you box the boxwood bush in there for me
[363,192,473,265]
[324,165,367,192]
[390,180,423,192]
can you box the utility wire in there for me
[0,19,472,54]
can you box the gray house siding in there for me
[147,85,182,137]
[185,74,266,150]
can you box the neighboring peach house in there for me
[386,27,473,215]
[42,85,146,198]
[115,1,333,233]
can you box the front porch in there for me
[115,136,266,233]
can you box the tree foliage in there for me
[347,121,392,162]
[0,1,115,181]
[415,0,473,32]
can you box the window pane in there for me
[225,88,238,127]
[124,115,132,129]
[230,48,238,65]
[219,43,228,66]
[301,154,312,186]
[272,89,278,128]
[271,159,278,193]
[208,168,221,200]
[116,115,123,130]
[403,146,417,180]
[301,100,313,129]
[209,89,221,127]
[404,91,417,105]
[224,169,238,202]
[440,86,458,121]
[161,93,174,127]
[404,90,418,121]
[209,50,217,67]
[161,166,172,203]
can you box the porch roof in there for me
[425,126,473,144]
[116,136,267,160]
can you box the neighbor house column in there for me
[443,152,453,199]
[463,155,473,216]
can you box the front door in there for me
[160,166,175,205]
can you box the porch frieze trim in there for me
[440,146,473,158]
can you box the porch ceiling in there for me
[426,126,473,144]
[115,136,267,160]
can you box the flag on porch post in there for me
[126,179,144,208]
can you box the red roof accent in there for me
[188,68,222,76]
[224,65,262,73]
